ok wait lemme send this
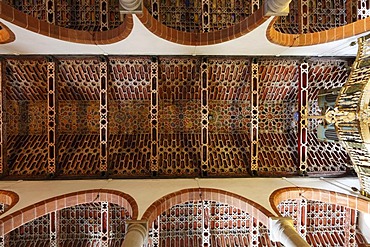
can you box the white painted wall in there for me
[0,16,366,56]
[0,177,360,219]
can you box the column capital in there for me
[126,220,148,238]
[269,217,310,247]
[269,217,293,241]
[119,0,143,13]
[122,220,149,247]
[265,0,292,16]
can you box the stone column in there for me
[269,217,310,247]
[265,0,292,16]
[119,0,142,11]
[121,220,148,247]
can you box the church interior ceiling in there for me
[0,55,354,179]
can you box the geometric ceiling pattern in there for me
[1,1,370,247]
[0,55,353,180]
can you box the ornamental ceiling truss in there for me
[0,56,352,179]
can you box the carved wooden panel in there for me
[306,132,349,174]
[308,59,349,99]
[8,214,50,246]
[109,134,151,177]
[157,58,201,176]
[159,57,200,100]
[4,58,48,177]
[5,58,48,101]
[7,135,48,176]
[109,101,150,134]
[259,59,299,101]
[258,132,297,175]
[58,58,100,101]
[273,1,299,34]
[109,57,151,100]
[58,134,100,176]
[207,133,250,176]
[158,133,201,177]
[58,101,100,134]
[259,101,295,133]
[308,0,347,33]
[6,100,47,135]
[0,55,356,179]
[159,100,200,133]
[306,59,350,175]
[208,58,250,101]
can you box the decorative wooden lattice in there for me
[7,214,51,246]
[57,58,101,177]
[147,200,282,247]
[4,0,122,31]
[1,55,355,179]
[157,58,201,176]
[273,1,300,34]
[274,0,351,34]
[6,202,131,247]
[144,0,257,33]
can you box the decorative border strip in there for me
[47,58,57,175]
[299,0,309,33]
[344,207,357,247]
[249,217,259,247]
[250,59,259,175]
[298,62,308,174]
[201,0,210,33]
[100,58,108,173]
[100,0,109,31]
[46,0,55,24]
[150,57,159,175]
[49,211,57,247]
[151,0,159,20]
[297,199,307,239]
[201,58,208,177]
[101,201,109,246]
[0,60,4,175]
